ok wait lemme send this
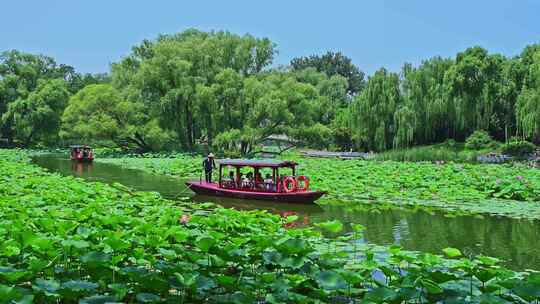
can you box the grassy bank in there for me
[96,153,540,220]
[3,149,540,302]
[373,145,485,162]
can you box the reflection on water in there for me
[33,154,540,271]
[34,155,186,199]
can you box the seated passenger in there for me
[255,172,264,189]
[238,173,244,188]
[264,174,275,192]
[223,171,236,188]
[244,172,254,189]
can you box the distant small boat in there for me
[70,145,94,163]
[186,159,326,204]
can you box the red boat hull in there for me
[186,181,325,204]
[71,157,93,163]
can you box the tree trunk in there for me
[186,100,193,150]
[125,135,150,153]
[24,129,36,147]
[207,124,213,148]
[1,123,14,146]
[505,123,508,143]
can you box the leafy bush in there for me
[443,138,457,149]
[465,130,496,150]
[501,140,536,157]
[484,175,535,200]
[293,123,333,150]
[374,145,477,162]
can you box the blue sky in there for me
[1,0,539,75]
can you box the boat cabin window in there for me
[218,162,296,193]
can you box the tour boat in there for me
[70,145,94,163]
[186,159,326,204]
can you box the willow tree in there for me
[401,58,454,144]
[316,75,348,124]
[351,68,400,151]
[393,105,416,148]
[290,51,365,95]
[60,84,170,151]
[214,72,319,155]
[112,29,276,150]
[211,68,244,131]
[2,79,70,145]
[516,50,540,142]
[194,84,217,146]
[443,47,508,139]
[0,50,78,145]
[499,58,527,141]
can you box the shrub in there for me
[374,145,473,162]
[465,130,495,150]
[294,123,333,150]
[443,139,457,149]
[501,140,536,157]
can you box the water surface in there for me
[33,154,540,271]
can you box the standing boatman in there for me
[202,153,216,183]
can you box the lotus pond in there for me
[33,154,540,272]
[94,153,540,220]
[3,149,540,303]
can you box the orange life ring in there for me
[296,176,309,191]
[282,176,297,193]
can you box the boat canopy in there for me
[70,145,92,149]
[218,159,297,168]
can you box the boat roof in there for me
[218,159,297,168]
[70,145,92,149]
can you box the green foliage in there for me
[375,145,478,162]
[293,123,333,150]
[501,140,536,157]
[442,247,462,258]
[516,50,540,143]
[0,50,107,146]
[112,29,277,151]
[3,34,540,153]
[2,79,70,145]
[2,149,540,303]
[351,68,401,151]
[290,51,365,95]
[465,130,496,150]
[348,45,539,152]
[60,84,171,151]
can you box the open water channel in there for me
[33,154,540,271]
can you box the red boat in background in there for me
[70,145,94,162]
[186,159,326,204]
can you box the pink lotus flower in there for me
[179,214,191,225]
[516,176,524,181]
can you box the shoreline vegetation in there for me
[3,148,540,303]
[1,30,540,159]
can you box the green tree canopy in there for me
[214,72,320,155]
[351,68,401,151]
[291,51,365,95]
[2,79,70,145]
[112,29,276,150]
[0,50,106,145]
[516,50,540,142]
[60,84,171,151]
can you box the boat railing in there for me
[219,175,308,193]
[219,179,279,193]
